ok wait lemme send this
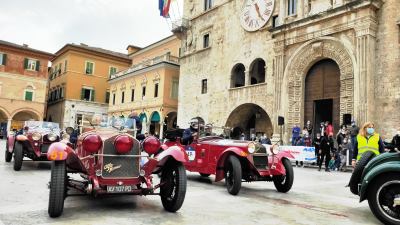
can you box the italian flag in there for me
[159,0,172,18]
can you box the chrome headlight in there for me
[32,132,42,141]
[47,133,58,141]
[270,144,279,155]
[248,142,256,154]
[62,133,70,140]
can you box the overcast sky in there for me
[0,0,184,54]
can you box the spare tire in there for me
[348,151,376,195]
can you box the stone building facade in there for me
[108,36,180,138]
[176,0,400,141]
[0,40,53,132]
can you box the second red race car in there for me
[164,125,294,195]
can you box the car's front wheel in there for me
[48,161,67,218]
[5,141,12,162]
[225,155,242,195]
[349,151,376,195]
[367,173,400,225]
[13,143,23,171]
[273,158,294,193]
[160,162,187,212]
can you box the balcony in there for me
[228,83,272,105]
[110,53,179,80]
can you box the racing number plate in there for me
[185,146,195,161]
[106,185,134,193]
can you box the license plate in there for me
[106,185,134,193]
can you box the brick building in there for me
[175,0,400,142]
[0,40,53,133]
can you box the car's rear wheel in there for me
[48,161,67,218]
[367,173,400,225]
[273,158,294,193]
[348,151,376,195]
[13,143,23,171]
[199,173,210,177]
[225,155,242,195]
[160,162,187,212]
[5,141,12,162]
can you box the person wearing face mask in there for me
[391,130,400,150]
[313,133,322,165]
[319,132,335,172]
[351,122,385,168]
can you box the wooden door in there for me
[304,59,340,133]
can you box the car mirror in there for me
[65,127,74,135]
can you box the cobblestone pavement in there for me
[0,140,380,225]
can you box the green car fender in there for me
[359,161,400,202]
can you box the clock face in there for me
[240,0,275,32]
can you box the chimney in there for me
[80,43,88,47]
[22,44,29,48]
[126,45,142,55]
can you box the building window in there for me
[112,93,116,105]
[121,91,125,103]
[24,58,39,71]
[81,87,95,101]
[109,67,117,77]
[105,91,110,104]
[25,91,33,101]
[154,83,159,98]
[64,60,68,72]
[231,63,246,88]
[201,79,207,94]
[60,87,64,98]
[58,63,62,75]
[171,79,179,99]
[131,89,135,102]
[287,0,297,16]
[204,0,212,11]
[85,61,94,74]
[142,86,146,99]
[272,15,279,27]
[203,34,210,48]
[0,53,6,65]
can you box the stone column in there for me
[6,118,11,132]
[245,70,250,86]
[272,42,286,143]
[159,114,164,140]
[355,24,377,125]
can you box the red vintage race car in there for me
[46,119,188,218]
[5,121,62,171]
[164,128,294,195]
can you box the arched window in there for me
[249,58,266,85]
[231,63,245,88]
[24,85,34,101]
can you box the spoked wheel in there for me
[224,155,242,195]
[48,161,67,218]
[5,141,12,162]
[273,158,294,193]
[367,174,400,225]
[160,162,187,212]
[13,143,23,171]
[348,151,376,195]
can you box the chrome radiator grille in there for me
[253,154,268,169]
[101,136,140,178]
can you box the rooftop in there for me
[54,43,130,61]
[0,40,54,58]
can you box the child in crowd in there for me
[328,154,336,171]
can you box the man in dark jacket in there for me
[313,133,322,165]
[182,119,199,145]
[391,131,400,150]
[318,132,335,172]
[349,120,359,150]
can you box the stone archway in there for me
[280,37,356,141]
[225,103,273,140]
[11,110,41,130]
